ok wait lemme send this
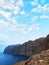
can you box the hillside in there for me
[4,34,49,65]
[13,49,49,65]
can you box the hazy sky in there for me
[0,0,49,51]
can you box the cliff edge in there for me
[4,34,49,56]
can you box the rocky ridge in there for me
[4,35,49,56]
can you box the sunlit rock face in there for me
[4,34,49,56]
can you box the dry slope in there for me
[13,49,49,65]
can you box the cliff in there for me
[13,49,49,65]
[4,34,49,56]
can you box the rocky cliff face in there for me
[13,49,49,65]
[4,34,49,56]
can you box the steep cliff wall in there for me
[4,35,49,56]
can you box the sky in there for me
[0,0,49,51]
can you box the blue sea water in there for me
[0,53,28,65]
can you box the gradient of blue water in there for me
[0,53,28,65]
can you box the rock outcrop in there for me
[4,34,49,56]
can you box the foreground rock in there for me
[13,49,49,65]
[4,34,49,56]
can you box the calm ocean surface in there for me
[0,53,28,65]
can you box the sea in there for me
[0,53,28,65]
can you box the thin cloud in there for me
[32,16,38,22]
[28,23,40,32]
[0,19,40,34]
[0,10,11,20]
[32,4,49,14]
[30,0,39,6]
[0,0,24,12]
[0,20,10,28]
[20,10,26,15]
[16,0,24,6]
[40,15,49,19]
[0,20,27,33]
[23,23,40,34]
[13,6,20,14]
[30,1,38,6]
[0,0,15,10]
